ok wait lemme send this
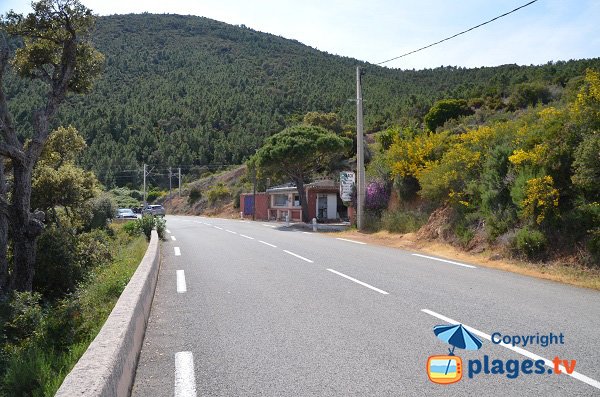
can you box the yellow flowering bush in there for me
[521,176,559,224]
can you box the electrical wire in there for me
[376,0,539,65]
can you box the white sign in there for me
[339,171,355,202]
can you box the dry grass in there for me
[330,229,600,291]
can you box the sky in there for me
[2,0,599,70]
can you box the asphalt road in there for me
[131,215,600,396]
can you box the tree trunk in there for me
[8,162,43,292]
[295,179,310,224]
[0,160,8,296]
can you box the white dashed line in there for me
[258,240,277,248]
[225,229,238,235]
[174,247,181,256]
[421,309,600,390]
[171,236,176,241]
[176,270,187,293]
[262,224,276,228]
[214,226,223,230]
[174,351,197,397]
[166,229,171,234]
[336,237,366,245]
[283,250,313,263]
[327,269,389,295]
[240,234,254,240]
[302,232,312,234]
[412,254,476,269]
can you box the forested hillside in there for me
[5,13,600,187]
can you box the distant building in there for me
[240,179,349,222]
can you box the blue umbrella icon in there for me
[433,324,483,375]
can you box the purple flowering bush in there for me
[365,181,390,212]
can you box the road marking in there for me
[176,270,186,293]
[262,224,276,228]
[412,253,476,269]
[171,236,176,241]
[302,232,312,234]
[174,351,197,397]
[421,309,600,391]
[174,247,181,256]
[214,226,223,230]
[240,234,254,240]
[283,250,314,263]
[204,223,212,226]
[327,269,389,295]
[258,240,277,248]
[166,229,171,234]
[225,229,238,235]
[336,237,366,245]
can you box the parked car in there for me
[142,204,165,216]
[116,208,137,219]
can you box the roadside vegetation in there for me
[0,223,147,396]
[361,69,600,268]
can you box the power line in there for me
[376,0,539,66]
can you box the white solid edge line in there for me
[283,250,314,263]
[336,237,367,245]
[240,234,254,240]
[166,229,171,234]
[225,229,238,234]
[174,247,181,256]
[171,236,176,241]
[421,309,600,391]
[214,226,223,230]
[176,270,187,293]
[412,253,476,268]
[174,351,197,397]
[258,240,277,248]
[327,269,389,295]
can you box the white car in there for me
[116,208,137,219]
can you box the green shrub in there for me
[424,98,473,131]
[86,193,116,230]
[33,229,112,301]
[0,291,44,347]
[512,227,547,260]
[75,230,112,272]
[33,229,79,300]
[137,215,155,241]
[207,183,230,205]
[363,211,382,232]
[381,210,428,233]
[155,216,167,240]
[122,220,140,236]
[188,187,202,205]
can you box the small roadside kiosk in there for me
[240,179,348,222]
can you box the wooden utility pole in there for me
[356,66,365,230]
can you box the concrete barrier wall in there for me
[56,230,161,397]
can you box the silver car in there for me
[142,204,165,216]
[116,208,137,219]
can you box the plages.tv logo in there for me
[426,323,483,384]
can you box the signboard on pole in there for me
[340,171,355,202]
